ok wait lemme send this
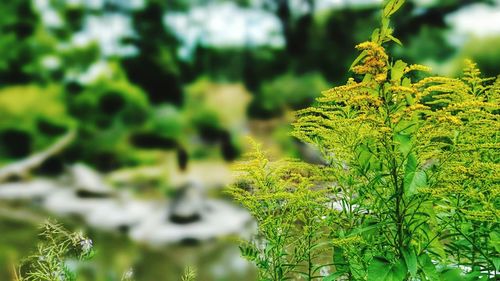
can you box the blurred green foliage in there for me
[0,0,497,169]
[249,72,328,118]
[0,85,75,160]
[0,1,38,84]
[0,0,498,280]
[458,36,500,78]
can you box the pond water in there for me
[0,203,257,281]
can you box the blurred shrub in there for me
[69,80,148,131]
[148,105,185,140]
[184,78,225,141]
[0,1,39,84]
[124,2,183,105]
[393,25,455,64]
[66,70,151,170]
[190,46,287,91]
[185,78,251,128]
[0,85,75,160]
[249,72,328,118]
[184,77,250,160]
[456,36,500,78]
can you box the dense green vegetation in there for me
[0,0,498,280]
[228,1,499,280]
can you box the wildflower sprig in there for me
[17,220,94,281]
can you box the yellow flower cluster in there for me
[319,82,366,102]
[436,115,462,125]
[420,184,463,196]
[463,210,495,222]
[332,236,363,247]
[352,41,388,82]
[348,94,382,108]
[414,76,459,89]
[388,85,416,94]
[404,64,432,74]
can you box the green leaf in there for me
[403,153,426,196]
[350,50,368,70]
[383,0,405,17]
[357,144,374,174]
[333,246,349,274]
[464,270,482,281]
[371,28,381,43]
[387,34,402,45]
[381,18,390,36]
[350,260,366,280]
[349,220,389,236]
[395,133,411,155]
[362,73,374,83]
[489,232,500,252]
[493,257,500,272]
[368,257,407,281]
[239,244,259,262]
[402,77,411,87]
[440,268,465,281]
[418,254,439,280]
[391,60,407,82]
[402,247,417,277]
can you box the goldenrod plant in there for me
[228,140,332,280]
[228,0,499,280]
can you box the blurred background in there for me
[0,0,499,280]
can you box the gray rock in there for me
[43,189,115,216]
[0,179,59,200]
[69,163,114,197]
[130,199,253,246]
[169,180,206,224]
[84,197,161,232]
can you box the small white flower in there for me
[122,268,134,280]
[79,238,93,254]
[320,266,330,277]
